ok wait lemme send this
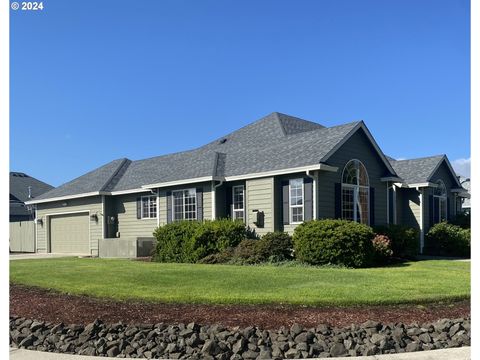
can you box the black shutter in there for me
[196,188,203,221]
[304,177,313,221]
[226,186,233,218]
[136,197,142,219]
[166,191,172,223]
[446,197,451,221]
[369,187,375,226]
[282,181,289,225]
[334,183,341,219]
[428,195,434,228]
[433,197,440,224]
[388,187,394,224]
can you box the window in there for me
[434,180,447,222]
[232,185,245,221]
[173,189,197,221]
[289,178,304,223]
[341,159,369,224]
[141,196,157,219]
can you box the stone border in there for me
[10,316,470,359]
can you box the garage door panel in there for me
[50,213,89,254]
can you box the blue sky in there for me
[10,0,470,186]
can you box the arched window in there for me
[342,160,370,224]
[434,180,447,222]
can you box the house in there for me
[458,177,470,213]
[10,172,53,252]
[24,112,469,257]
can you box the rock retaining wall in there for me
[9,316,470,359]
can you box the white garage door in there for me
[49,213,90,254]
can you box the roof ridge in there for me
[100,158,131,192]
[394,154,445,162]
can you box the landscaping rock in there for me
[8,315,471,359]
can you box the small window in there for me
[141,196,157,219]
[173,189,197,221]
[232,185,245,221]
[289,178,304,224]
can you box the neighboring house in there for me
[458,177,470,213]
[25,112,469,256]
[10,172,53,252]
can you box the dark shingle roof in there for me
[388,155,445,184]
[34,159,128,200]
[10,172,54,216]
[30,112,395,201]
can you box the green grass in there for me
[9,258,470,306]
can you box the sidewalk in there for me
[9,347,471,360]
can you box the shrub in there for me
[153,221,203,263]
[233,239,262,264]
[153,219,247,263]
[372,234,393,264]
[425,222,470,257]
[256,232,293,262]
[374,224,419,258]
[292,219,375,268]
[198,248,234,264]
[450,212,471,229]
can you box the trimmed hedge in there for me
[374,224,419,258]
[293,219,375,268]
[425,222,470,257]
[256,232,293,262]
[153,219,246,263]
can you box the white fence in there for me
[10,221,35,252]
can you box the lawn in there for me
[9,258,470,306]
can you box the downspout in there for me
[211,180,224,220]
[306,170,317,219]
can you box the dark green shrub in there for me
[232,239,262,264]
[372,234,393,265]
[153,221,203,263]
[374,224,419,258]
[292,219,375,268]
[193,219,246,253]
[198,248,234,264]
[256,232,293,262]
[153,219,247,263]
[450,212,471,229]
[425,222,470,257]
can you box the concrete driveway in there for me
[9,253,88,261]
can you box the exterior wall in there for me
[158,182,213,225]
[114,192,157,239]
[317,128,389,226]
[36,196,102,255]
[397,188,421,230]
[429,161,459,222]
[246,177,275,236]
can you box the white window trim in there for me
[172,188,197,221]
[341,159,370,225]
[232,185,245,221]
[140,195,157,219]
[289,178,304,224]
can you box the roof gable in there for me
[388,155,457,185]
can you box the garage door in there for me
[50,213,90,254]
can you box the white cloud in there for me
[451,157,471,178]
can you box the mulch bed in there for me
[10,284,470,330]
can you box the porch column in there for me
[419,188,425,254]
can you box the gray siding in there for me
[317,128,389,225]
[246,177,274,235]
[397,188,421,230]
[36,196,102,255]
[115,193,157,239]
